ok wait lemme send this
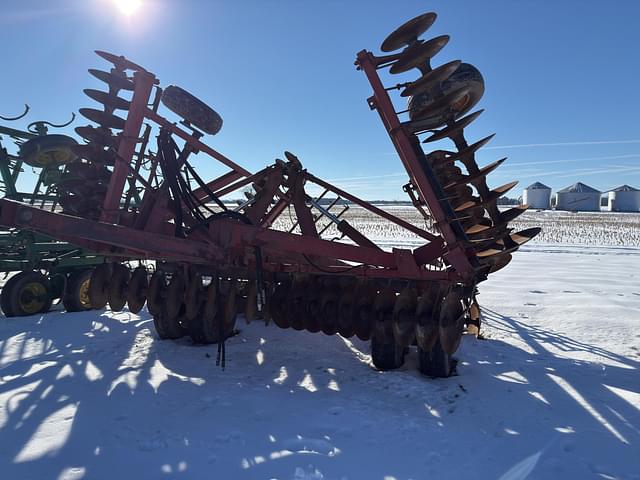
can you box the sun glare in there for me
[113,0,142,16]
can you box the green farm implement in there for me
[0,106,104,316]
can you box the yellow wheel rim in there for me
[78,278,92,308]
[19,282,47,315]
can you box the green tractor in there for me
[0,105,105,316]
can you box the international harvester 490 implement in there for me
[0,12,539,377]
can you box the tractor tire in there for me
[18,134,78,168]
[62,269,93,312]
[2,271,53,317]
[1,274,22,317]
[418,339,452,378]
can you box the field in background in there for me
[271,206,640,249]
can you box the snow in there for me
[1,246,639,479]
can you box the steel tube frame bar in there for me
[355,50,474,280]
[145,109,251,177]
[101,70,156,223]
[305,172,439,242]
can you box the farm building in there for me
[607,185,640,212]
[555,182,601,211]
[522,182,551,209]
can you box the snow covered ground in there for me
[1,243,639,478]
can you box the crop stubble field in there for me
[273,206,640,249]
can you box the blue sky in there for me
[1,0,639,199]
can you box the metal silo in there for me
[555,182,601,211]
[607,185,640,212]
[522,182,551,209]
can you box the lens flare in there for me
[113,0,142,16]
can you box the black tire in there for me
[371,336,405,371]
[62,269,93,312]
[161,85,223,135]
[3,271,53,317]
[1,274,22,317]
[18,134,78,168]
[418,339,452,378]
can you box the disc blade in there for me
[70,144,116,165]
[84,89,131,110]
[443,134,496,161]
[482,252,512,273]
[108,263,130,312]
[510,227,542,246]
[79,108,126,130]
[389,35,450,74]
[410,85,472,124]
[423,110,484,143]
[442,158,505,189]
[401,60,461,98]
[75,126,119,149]
[381,12,437,52]
[438,290,465,355]
[95,50,147,72]
[127,266,148,314]
[165,273,186,320]
[88,69,135,91]
[500,204,529,223]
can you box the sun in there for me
[113,0,142,16]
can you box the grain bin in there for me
[522,182,551,209]
[555,182,601,211]
[607,185,640,212]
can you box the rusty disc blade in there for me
[184,273,204,321]
[401,60,461,98]
[337,289,356,338]
[415,290,440,352]
[392,288,418,348]
[269,282,290,329]
[476,227,540,258]
[438,290,465,355]
[95,50,147,72]
[443,158,506,190]
[84,89,131,110]
[79,108,126,130]
[500,204,529,223]
[74,126,119,149]
[164,273,186,320]
[108,263,130,312]
[63,161,100,180]
[389,35,450,74]
[485,252,513,273]
[409,85,472,126]
[70,144,117,166]
[423,110,485,143]
[508,227,542,247]
[443,134,496,161]
[222,281,239,336]
[465,220,492,235]
[456,181,518,212]
[146,271,166,316]
[304,292,323,333]
[88,264,112,310]
[381,12,437,52]
[88,69,135,91]
[244,282,258,324]
[56,179,94,197]
[58,193,87,216]
[127,266,148,314]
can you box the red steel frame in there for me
[0,51,481,284]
